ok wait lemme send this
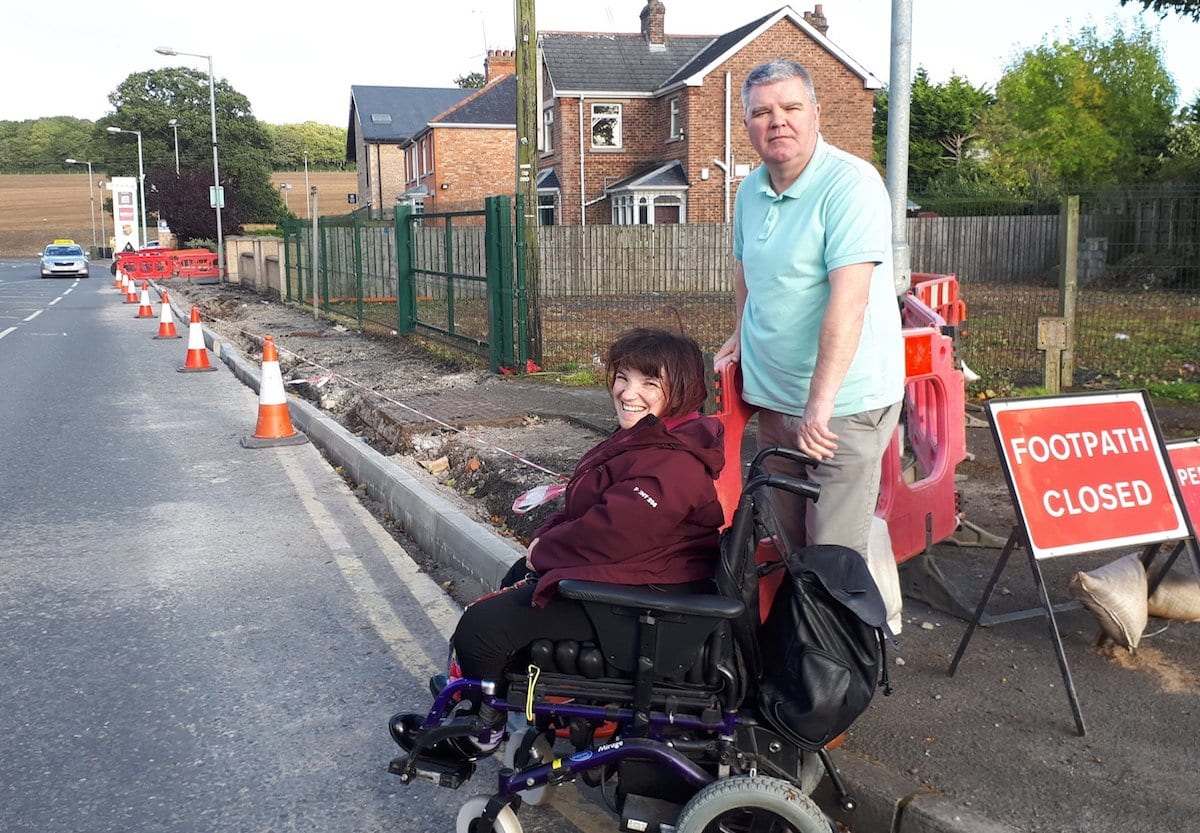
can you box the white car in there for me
[40,240,90,279]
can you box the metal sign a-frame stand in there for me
[947,391,1198,736]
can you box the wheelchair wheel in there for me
[501,726,556,806]
[676,776,830,833]
[455,796,523,833]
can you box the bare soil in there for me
[0,172,358,257]
[165,279,1200,558]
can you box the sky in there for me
[4,0,1197,128]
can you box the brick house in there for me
[398,55,518,214]
[346,84,473,216]
[538,2,880,225]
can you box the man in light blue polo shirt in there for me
[714,59,904,558]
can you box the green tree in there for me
[0,117,96,173]
[454,71,486,88]
[873,68,994,192]
[1119,0,1200,21]
[263,122,348,170]
[100,67,283,229]
[983,22,1177,189]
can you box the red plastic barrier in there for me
[911,271,968,335]
[170,249,221,279]
[117,250,173,279]
[714,291,968,570]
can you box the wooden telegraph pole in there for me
[515,0,542,364]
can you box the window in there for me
[421,138,430,175]
[538,192,557,226]
[611,193,685,226]
[668,98,681,139]
[591,103,622,149]
[541,105,555,153]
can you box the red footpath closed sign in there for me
[990,392,1189,559]
[1167,438,1200,525]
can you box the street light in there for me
[64,158,97,255]
[105,126,148,248]
[279,182,294,213]
[168,118,180,175]
[156,46,223,278]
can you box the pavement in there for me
[175,284,1198,833]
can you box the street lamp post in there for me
[279,182,294,213]
[156,46,223,278]
[168,118,180,175]
[64,158,97,255]
[105,126,147,248]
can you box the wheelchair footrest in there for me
[389,753,476,789]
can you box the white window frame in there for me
[668,97,681,140]
[541,104,555,153]
[590,103,622,149]
[610,191,685,226]
[421,138,431,175]
[537,191,558,226]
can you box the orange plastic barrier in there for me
[911,271,968,335]
[876,293,968,563]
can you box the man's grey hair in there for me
[741,60,818,117]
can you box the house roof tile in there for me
[349,85,473,143]
[539,32,712,93]
[434,75,517,126]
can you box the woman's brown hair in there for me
[605,328,708,419]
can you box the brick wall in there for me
[426,126,516,213]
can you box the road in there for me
[0,261,608,833]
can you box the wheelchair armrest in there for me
[557,580,744,619]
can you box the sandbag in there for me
[1067,552,1148,651]
[867,515,903,635]
[1148,563,1200,622]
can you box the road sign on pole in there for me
[209,186,225,209]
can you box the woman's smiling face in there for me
[610,366,668,429]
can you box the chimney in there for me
[484,49,516,83]
[640,1,666,47]
[803,4,829,36]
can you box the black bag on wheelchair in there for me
[756,544,892,751]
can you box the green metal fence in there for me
[282,196,520,372]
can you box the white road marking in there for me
[22,309,42,322]
[0,327,16,340]
[276,450,444,678]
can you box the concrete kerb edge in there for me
[814,750,1022,833]
[212,333,521,591]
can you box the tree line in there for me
[874,21,1200,214]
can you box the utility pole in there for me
[514,0,542,365]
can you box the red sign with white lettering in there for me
[989,393,1189,559]
[1167,439,1200,528]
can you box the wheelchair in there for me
[388,439,870,833]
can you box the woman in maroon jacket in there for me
[450,328,725,737]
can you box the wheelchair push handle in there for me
[742,472,821,503]
[750,445,821,473]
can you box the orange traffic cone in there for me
[153,291,181,339]
[113,269,123,290]
[241,336,307,448]
[123,276,139,304]
[178,306,217,373]
[134,282,155,318]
